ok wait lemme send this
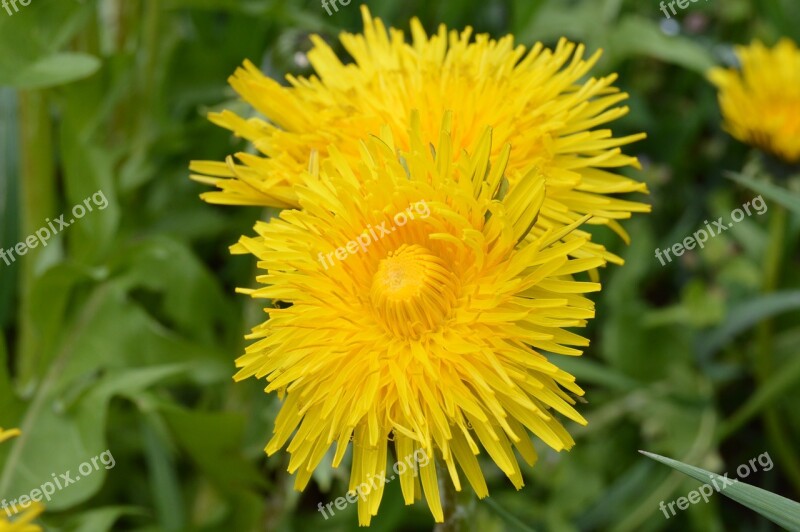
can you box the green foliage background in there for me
[1,0,799,530]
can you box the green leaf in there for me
[0,1,95,84]
[719,351,800,439]
[510,0,547,36]
[0,329,18,423]
[58,81,120,263]
[0,361,190,510]
[609,16,716,74]
[549,357,637,391]
[726,171,800,217]
[0,88,20,327]
[9,53,100,90]
[108,236,235,342]
[141,412,186,530]
[17,264,96,386]
[514,0,606,44]
[63,506,145,532]
[640,451,800,530]
[0,278,227,509]
[697,291,800,358]
[159,404,267,491]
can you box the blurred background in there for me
[1,0,799,530]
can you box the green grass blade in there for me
[718,352,800,440]
[697,291,800,358]
[639,450,800,530]
[725,171,800,217]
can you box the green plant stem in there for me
[434,458,473,532]
[484,497,537,532]
[434,458,459,532]
[17,90,56,385]
[755,205,800,496]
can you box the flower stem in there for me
[434,458,473,532]
[756,204,800,495]
[17,89,56,384]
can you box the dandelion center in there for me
[370,244,458,338]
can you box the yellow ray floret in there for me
[0,429,43,532]
[232,120,600,525]
[709,38,800,164]
[192,6,649,263]
[0,503,43,532]
[0,427,20,445]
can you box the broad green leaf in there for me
[9,53,100,90]
[58,80,120,263]
[0,1,94,86]
[0,276,227,509]
[609,16,716,74]
[17,264,96,386]
[640,451,800,530]
[0,362,190,510]
[159,404,267,491]
[514,0,606,43]
[108,237,235,342]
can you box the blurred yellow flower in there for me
[0,428,20,445]
[0,503,43,532]
[709,39,800,164]
[232,119,598,525]
[0,428,43,532]
[193,6,648,264]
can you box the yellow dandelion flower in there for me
[232,119,599,525]
[709,38,800,164]
[0,429,43,532]
[192,6,649,263]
